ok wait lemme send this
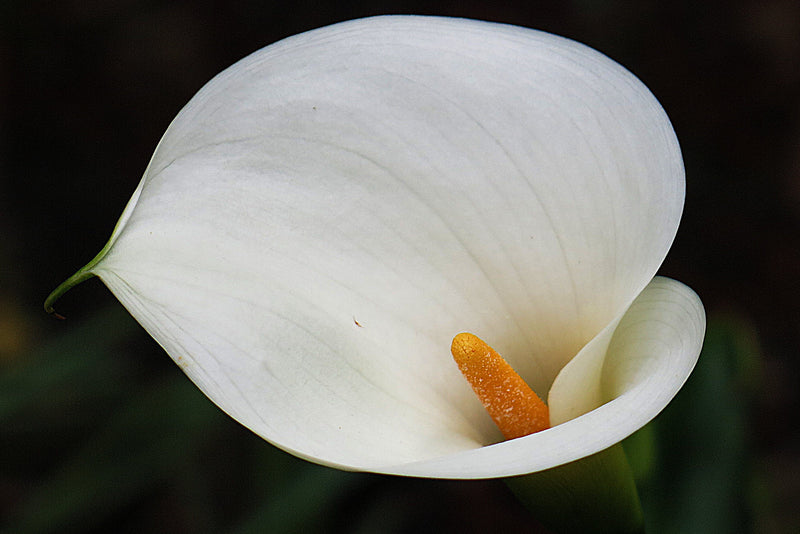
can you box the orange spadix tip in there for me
[451,332,550,439]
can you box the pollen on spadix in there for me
[451,332,550,439]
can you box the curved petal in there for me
[547,315,623,426]
[89,16,687,474]
[380,277,705,478]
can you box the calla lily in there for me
[47,15,704,482]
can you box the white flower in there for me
[48,15,704,479]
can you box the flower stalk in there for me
[507,443,644,534]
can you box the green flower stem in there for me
[44,243,111,315]
[506,443,644,534]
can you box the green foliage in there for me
[623,314,760,534]
[507,443,644,534]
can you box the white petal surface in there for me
[380,277,705,477]
[92,16,690,476]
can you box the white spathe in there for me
[89,16,704,478]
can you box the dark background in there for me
[2,1,799,532]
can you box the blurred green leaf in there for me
[230,460,361,534]
[625,313,760,534]
[0,306,140,423]
[0,307,148,482]
[3,373,227,534]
